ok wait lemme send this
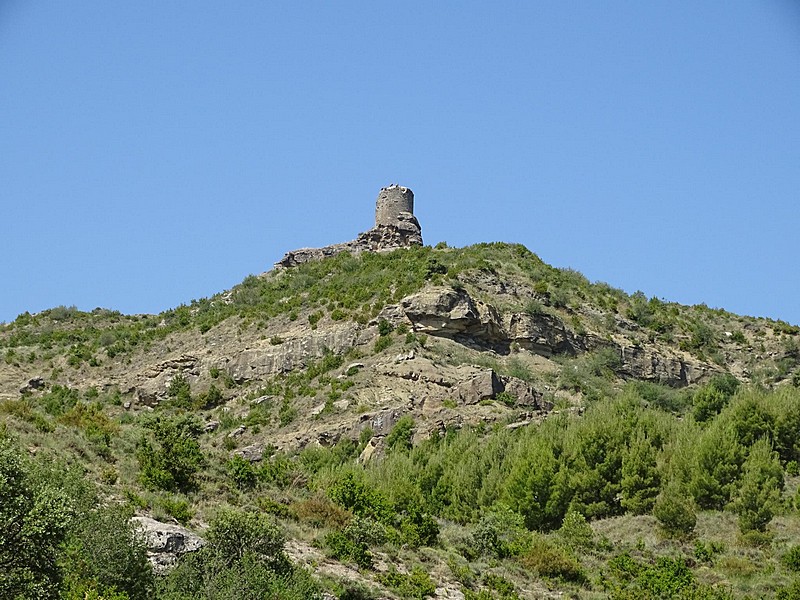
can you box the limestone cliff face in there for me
[277,185,422,268]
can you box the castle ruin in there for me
[277,184,423,268]
[375,184,414,227]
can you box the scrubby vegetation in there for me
[4,242,800,598]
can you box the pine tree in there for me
[688,423,743,510]
[653,480,696,537]
[732,438,784,534]
[620,431,661,515]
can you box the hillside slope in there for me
[3,242,800,599]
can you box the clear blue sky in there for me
[2,2,799,324]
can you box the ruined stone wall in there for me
[375,185,414,227]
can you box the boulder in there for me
[235,443,266,462]
[455,369,503,405]
[19,376,45,394]
[401,287,505,349]
[131,516,204,573]
[499,375,542,408]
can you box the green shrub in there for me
[325,529,372,569]
[309,311,323,328]
[328,472,393,523]
[378,566,436,599]
[495,391,517,407]
[385,415,415,453]
[227,455,257,489]
[398,505,439,548]
[279,398,298,427]
[159,496,194,526]
[374,336,393,353]
[59,402,119,457]
[136,415,206,492]
[520,536,585,583]
[377,318,394,336]
[732,438,783,533]
[166,374,192,407]
[0,432,72,598]
[158,509,318,599]
[472,505,529,558]
[39,384,81,416]
[785,547,800,573]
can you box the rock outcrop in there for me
[401,286,506,350]
[617,344,717,387]
[131,516,204,573]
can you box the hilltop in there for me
[3,187,800,599]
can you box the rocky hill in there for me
[3,186,800,599]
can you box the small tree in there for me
[653,481,696,537]
[620,431,660,515]
[732,438,784,534]
[0,432,72,598]
[137,415,206,492]
[158,509,319,599]
[688,424,743,510]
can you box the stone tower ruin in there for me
[375,184,414,227]
[277,184,422,268]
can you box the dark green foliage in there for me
[328,472,393,523]
[197,384,223,409]
[503,431,561,530]
[472,505,529,558]
[136,415,206,492]
[777,579,800,600]
[731,438,783,533]
[495,391,517,406]
[325,516,388,568]
[227,455,257,489]
[605,554,713,599]
[0,431,153,599]
[325,529,373,569]
[692,374,739,422]
[159,509,319,599]
[61,503,154,599]
[774,393,800,463]
[620,431,661,515]
[167,374,192,407]
[693,539,724,564]
[374,335,392,353]
[159,496,194,525]
[653,482,696,537]
[397,504,439,548]
[385,415,415,453]
[688,423,743,510]
[0,432,72,598]
[39,384,81,416]
[783,546,800,572]
[377,318,394,336]
[481,573,520,599]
